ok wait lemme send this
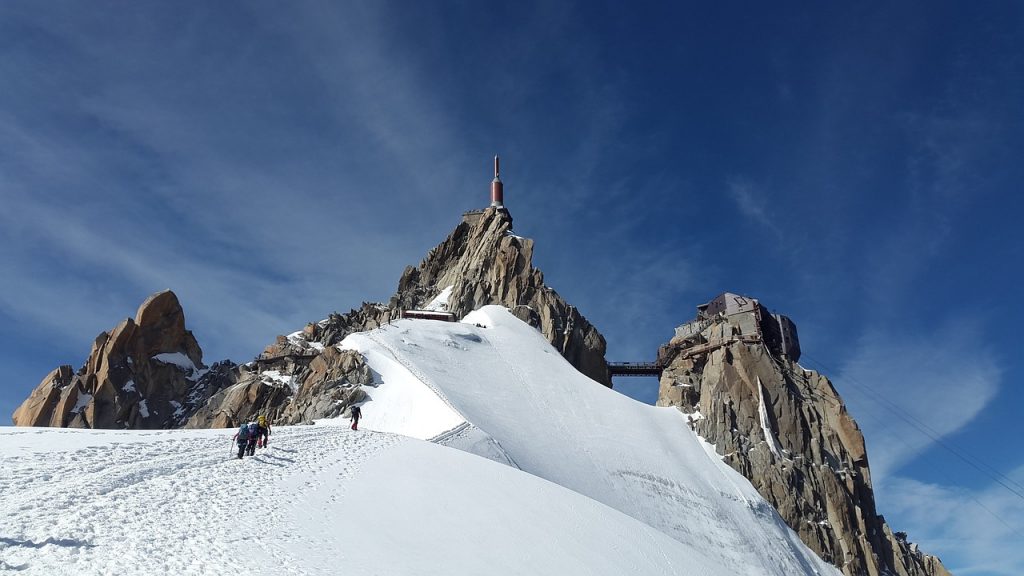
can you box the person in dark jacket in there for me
[232,423,251,459]
[246,421,260,456]
[350,405,362,431]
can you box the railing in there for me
[254,353,320,366]
[607,362,663,377]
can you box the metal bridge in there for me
[253,353,320,366]
[607,362,663,378]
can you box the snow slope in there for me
[2,426,766,576]
[343,306,839,575]
[0,306,841,575]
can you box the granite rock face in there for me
[184,347,372,428]
[657,294,951,576]
[222,206,610,426]
[12,291,235,429]
[297,207,608,384]
[389,207,609,385]
[12,365,76,427]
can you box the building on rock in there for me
[673,292,801,362]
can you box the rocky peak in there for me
[657,292,950,576]
[390,207,609,384]
[134,290,202,364]
[184,347,373,429]
[219,206,610,428]
[283,207,608,385]
[12,290,233,429]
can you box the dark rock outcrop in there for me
[184,348,372,428]
[183,366,292,429]
[279,347,372,423]
[12,290,235,429]
[657,293,951,576]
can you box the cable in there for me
[801,352,1024,505]
[795,360,1023,537]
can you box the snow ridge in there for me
[344,306,840,576]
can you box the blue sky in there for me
[1,1,1021,572]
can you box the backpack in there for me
[248,422,260,437]
[237,423,250,440]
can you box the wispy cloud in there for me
[727,177,785,241]
[835,319,1001,482]
[883,471,1024,575]
[0,3,478,367]
[0,1,646,391]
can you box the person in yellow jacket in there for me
[256,415,272,448]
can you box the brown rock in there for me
[185,372,292,429]
[389,207,609,384]
[134,290,203,367]
[50,378,85,428]
[657,294,951,576]
[12,365,74,426]
[279,348,373,424]
[12,290,233,429]
[186,347,374,428]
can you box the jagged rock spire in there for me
[12,290,234,429]
[658,295,951,576]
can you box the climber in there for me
[246,421,260,456]
[350,404,363,431]
[232,422,251,459]
[257,415,272,449]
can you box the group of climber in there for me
[233,415,272,459]
[231,405,364,459]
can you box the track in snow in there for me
[0,426,401,575]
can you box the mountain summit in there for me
[390,207,608,384]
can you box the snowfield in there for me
[1,306,840,575]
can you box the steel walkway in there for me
[606,362,663,377]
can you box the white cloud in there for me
[0,4,469,369]
[883,470,1024,576]
[835,321,1001,482]
[826,318,1020,575]
[727,177,784,240]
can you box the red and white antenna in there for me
[490,155,504,208]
